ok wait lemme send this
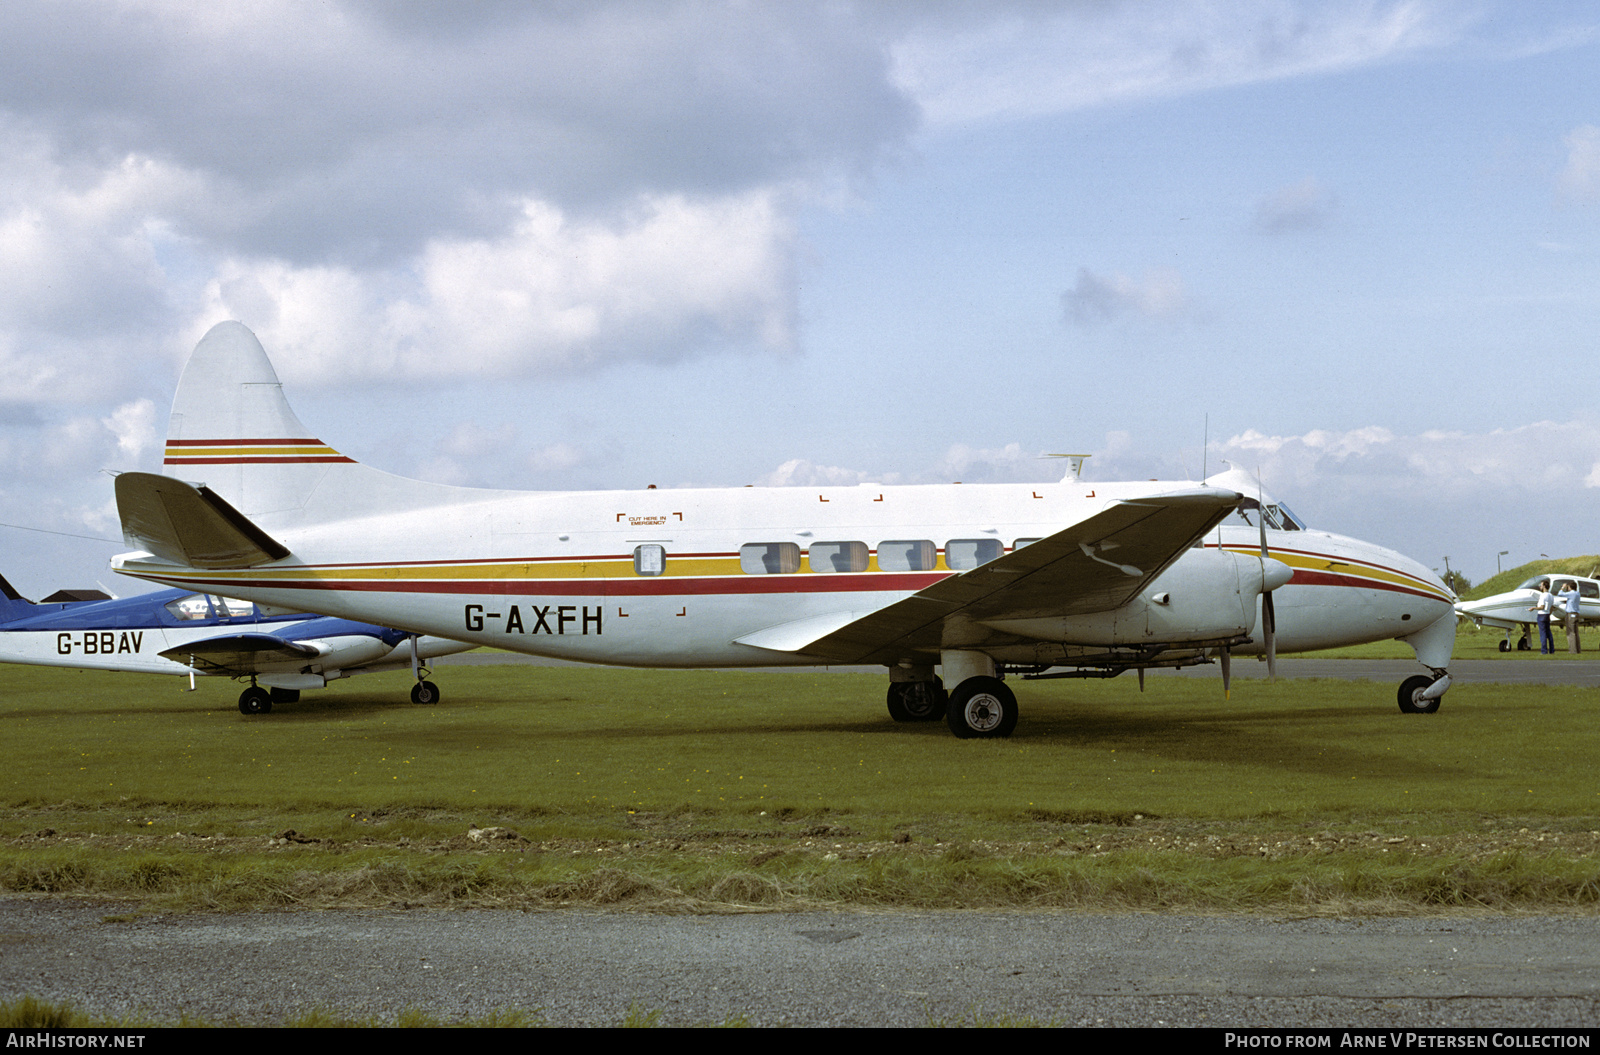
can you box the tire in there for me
[886,678,945,722]
[1498,639,1510,653]
[238,687,272,715]
[411,680,440,705]
[1397,674,1440,715]
[1517,635,1531,651]
[945,676,1018,739]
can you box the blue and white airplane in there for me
[0,572,471,713]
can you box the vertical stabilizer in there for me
[162,322,465,526]
[0,573,37,623]
[164,322,349,519]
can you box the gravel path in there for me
[4,900,1599,1027]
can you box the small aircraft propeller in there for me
[1259,491,1277,680]
[1220,480,1293,699]
[1254,478,1294,680]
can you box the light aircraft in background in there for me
[0,571,471,713]
[1455,572,1600,651]
[109,322,1456,737]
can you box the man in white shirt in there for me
[1555,580,1583,654]
[1531,580,1556,655]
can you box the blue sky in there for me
[1,1,1598,598]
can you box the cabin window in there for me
[946,538,1004,570]
[1584,582,1599,600]
[1013,538,1042,550]
[809,541,869,573]
[211,595,256,619]
[877,540,936,572]
[740,542,801,574]
[633,544,666,576]
[165,594,213,621]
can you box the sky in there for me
[1,0,1598,598]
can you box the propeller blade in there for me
[1263,591,1277,680]
[1221,646,1231,699]
[1257,475,1278,681]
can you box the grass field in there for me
[3,659,1598,915]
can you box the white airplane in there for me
[1197,469,1456,711]
[108,322,1456,736]
[1455,572,1600,651]
[0,571,471,713]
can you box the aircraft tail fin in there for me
[165,322,466,528]
[0,572,36,622]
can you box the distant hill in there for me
[1461,556,1600,601]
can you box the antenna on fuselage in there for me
[1044,453,1091,482]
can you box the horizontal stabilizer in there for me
[159,633,319,676]
[115,472,291,569]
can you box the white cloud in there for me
[1557,124,1600,203]
[191,189,797,384]
[101,399,160,461]
[889,0,1463,126]
[757,458,898,488]
[1062,267,1189,326]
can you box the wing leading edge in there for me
[735,488,1241,665]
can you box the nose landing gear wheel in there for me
[946,676,1018,739]
[411,680,440,705]
[1397,674,1442,714]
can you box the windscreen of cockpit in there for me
[1231,497,1306,531]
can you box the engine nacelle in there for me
[981,547,1285,646]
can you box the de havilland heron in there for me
[108,322,1456,737]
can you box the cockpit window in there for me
[1232,498,1305,531]
[212,595,256,619]
[165,594,213,621]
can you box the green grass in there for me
[1463,556,1600,601]
[2,662,1599,914]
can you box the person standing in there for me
[1531,580,1556,655]
[1555,580,1583,654]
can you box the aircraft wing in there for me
[158,633,320,677]
[736,488,1239,665]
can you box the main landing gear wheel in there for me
[411,680,441,705]
[1517,634,1532,651]
[946,676,1018,739]
[1498,639,1511,653]
[238,686,272,715]
[886,678,945,722]
[1397,674,1442,715]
